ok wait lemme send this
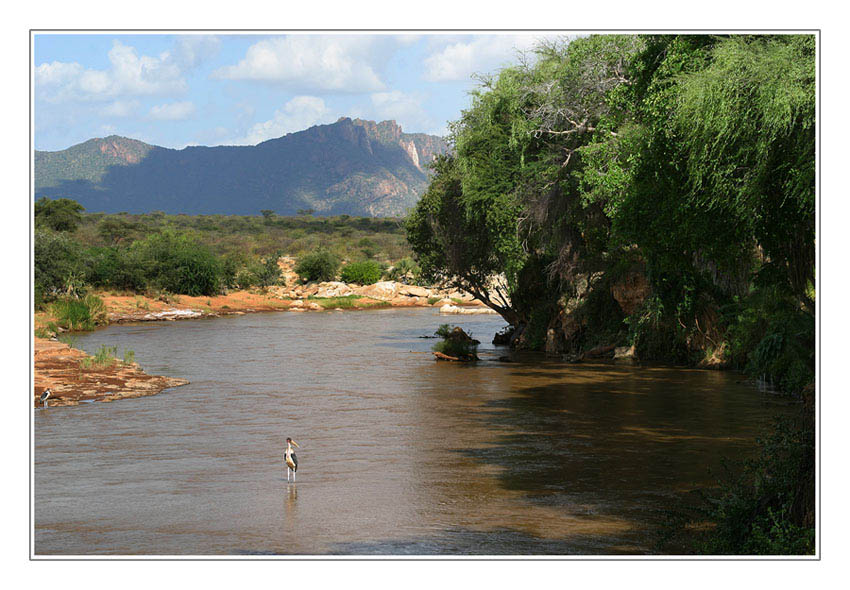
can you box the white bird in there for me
[39,388,52,407]
[285,437,299,482]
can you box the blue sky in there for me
[33,33,562,151]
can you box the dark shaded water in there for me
[34,308,787,555]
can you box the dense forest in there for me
[406,34,815,553]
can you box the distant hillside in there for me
[34,118,449,217]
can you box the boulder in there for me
[353,281,399,301]
[492,326,515,345]
[301,284,320,297]
[398,285,432,298]
[613,345,637,363]
[316,281,354,298]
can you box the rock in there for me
[289,300,305,308]
[545,328,561,356]
[307,302,322,311]
[353,281,399,301]
[583,344,617,359]
[398,285,431,298]
[493,326,515,345]
[142,309,204,321]
[439,304,497,315]
[612,270,651,316]
[301,284,320,297]
[614,345,637,363]
[316,281,354,298]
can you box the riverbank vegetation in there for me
[406,34,815,554]
[34,205,417,308]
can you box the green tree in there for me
[406,155,523,325]
[134,230,223,296]
[294,249,339,282]
[34,228,84,304]
[34,197,84,232]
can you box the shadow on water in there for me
[36,310,791,555]
[443,361,790,553]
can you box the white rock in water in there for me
[145,309,203,320]
[439,304,497,315]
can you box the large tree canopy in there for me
[407,33,815,357]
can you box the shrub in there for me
[724,285,815,394]
[432,324,479,360]
[85,246,147,292]
[251,254,283,287]
[386,256,421,283]
[340,260,382,285]
[700,414,815,555]
[295,249,340,282]
[34,229,84,301]
[51,294,107,331]
[135,231,223,296]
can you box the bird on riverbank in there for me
[39,388,52,408]
[285,438,299,482]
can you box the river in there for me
[33,308,789,555]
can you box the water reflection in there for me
[35,309,786,555]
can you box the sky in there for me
[33,33,564,151]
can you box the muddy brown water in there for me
[34,308,790,555]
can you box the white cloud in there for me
[423,35,545,82]
[368,90,433,133]
[169,35,221,69]
[148,101,196,121]
[102,99,140,117]
[35,61,83,87]
[35,40,191,102]
[235,96,334,145]
[212,36,386,93]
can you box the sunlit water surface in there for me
[34,308,788,555]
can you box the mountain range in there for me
[34,118,449,217]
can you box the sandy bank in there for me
[81,281,489,325]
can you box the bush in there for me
[724,286,815,394]
[50,294,108,331]
[34,229,84,301]
[432,324,479,359]
[252,254,283,287]
[340,260,382,285]
[135,231,223,296]
[85,246,147,292]
[386,257,421,283]
[295,249,340,282]
[700,413,815,555]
